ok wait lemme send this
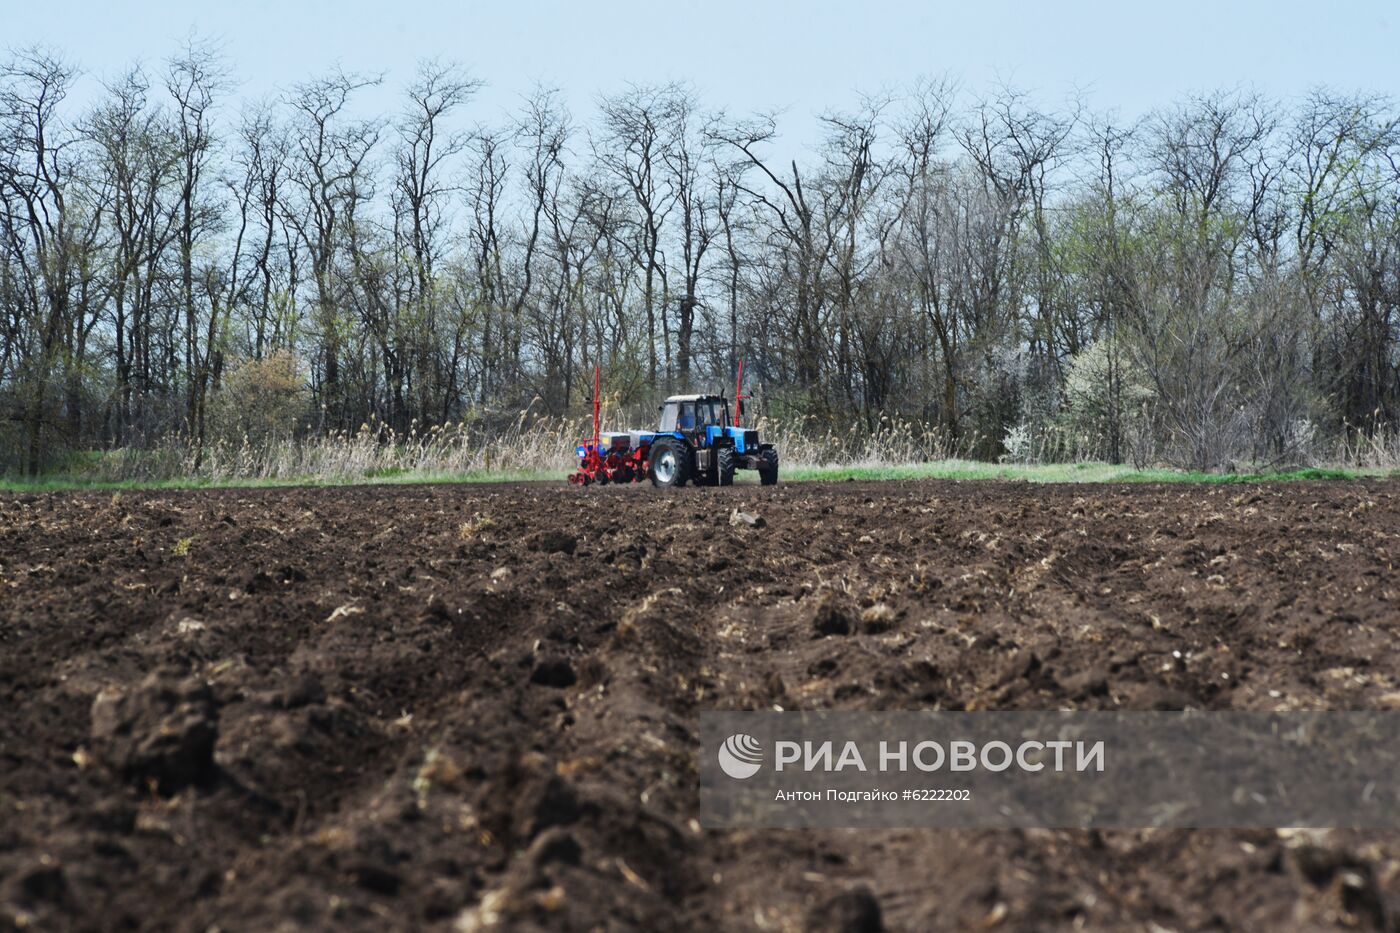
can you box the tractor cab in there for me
[658,395,729,445]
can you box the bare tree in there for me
[231,100,295,358]
[596,84,677,385]
[284,67,382,428]
[888,77,957,431]
[0,49,84,474]
[709,112,827,393]
[166,38,230,462]
[392,60,479,423]
[661,86,716,388]
[1123,93,1273,469]
[87,66,181,442]
[465,123,511,403]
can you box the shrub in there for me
[209,352,307,447]
[1058,337,1153,465]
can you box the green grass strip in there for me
[778,461,1381,484]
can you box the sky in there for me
[6,0,1398,154]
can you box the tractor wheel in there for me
[759,449,779,486]
[649,439,691,487]
[716,445,735,486]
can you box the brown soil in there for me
[2,478,1400,931]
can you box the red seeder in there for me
[567,367,650,485]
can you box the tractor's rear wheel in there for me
[716,445,735,486]
[759,449,779,486]
[649,439,691,487]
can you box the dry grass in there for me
[19,405,1400,487]
[66,409,988,484]
[1333,425,1400,470]
[81,410,583,484]
[757,415,983,466]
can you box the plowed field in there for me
[3,478,1399,930]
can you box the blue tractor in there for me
[646,394,779,487]
[568,363,778,488]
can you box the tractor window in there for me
[675,402,696,431]
[659,403,677,432]
[695,400,728,429]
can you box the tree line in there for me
[3,42,1398,474]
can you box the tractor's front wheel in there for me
[649,439,691,487]
[716,445,735,486]
[758,449,779,486]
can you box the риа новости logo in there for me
[718,733,763,779]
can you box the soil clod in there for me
[528,530,578,554]
[806,885,884,933]
[729,509,765,528]
[530,655,577,688]
[811,596,856,637]
[89,670,219,793]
